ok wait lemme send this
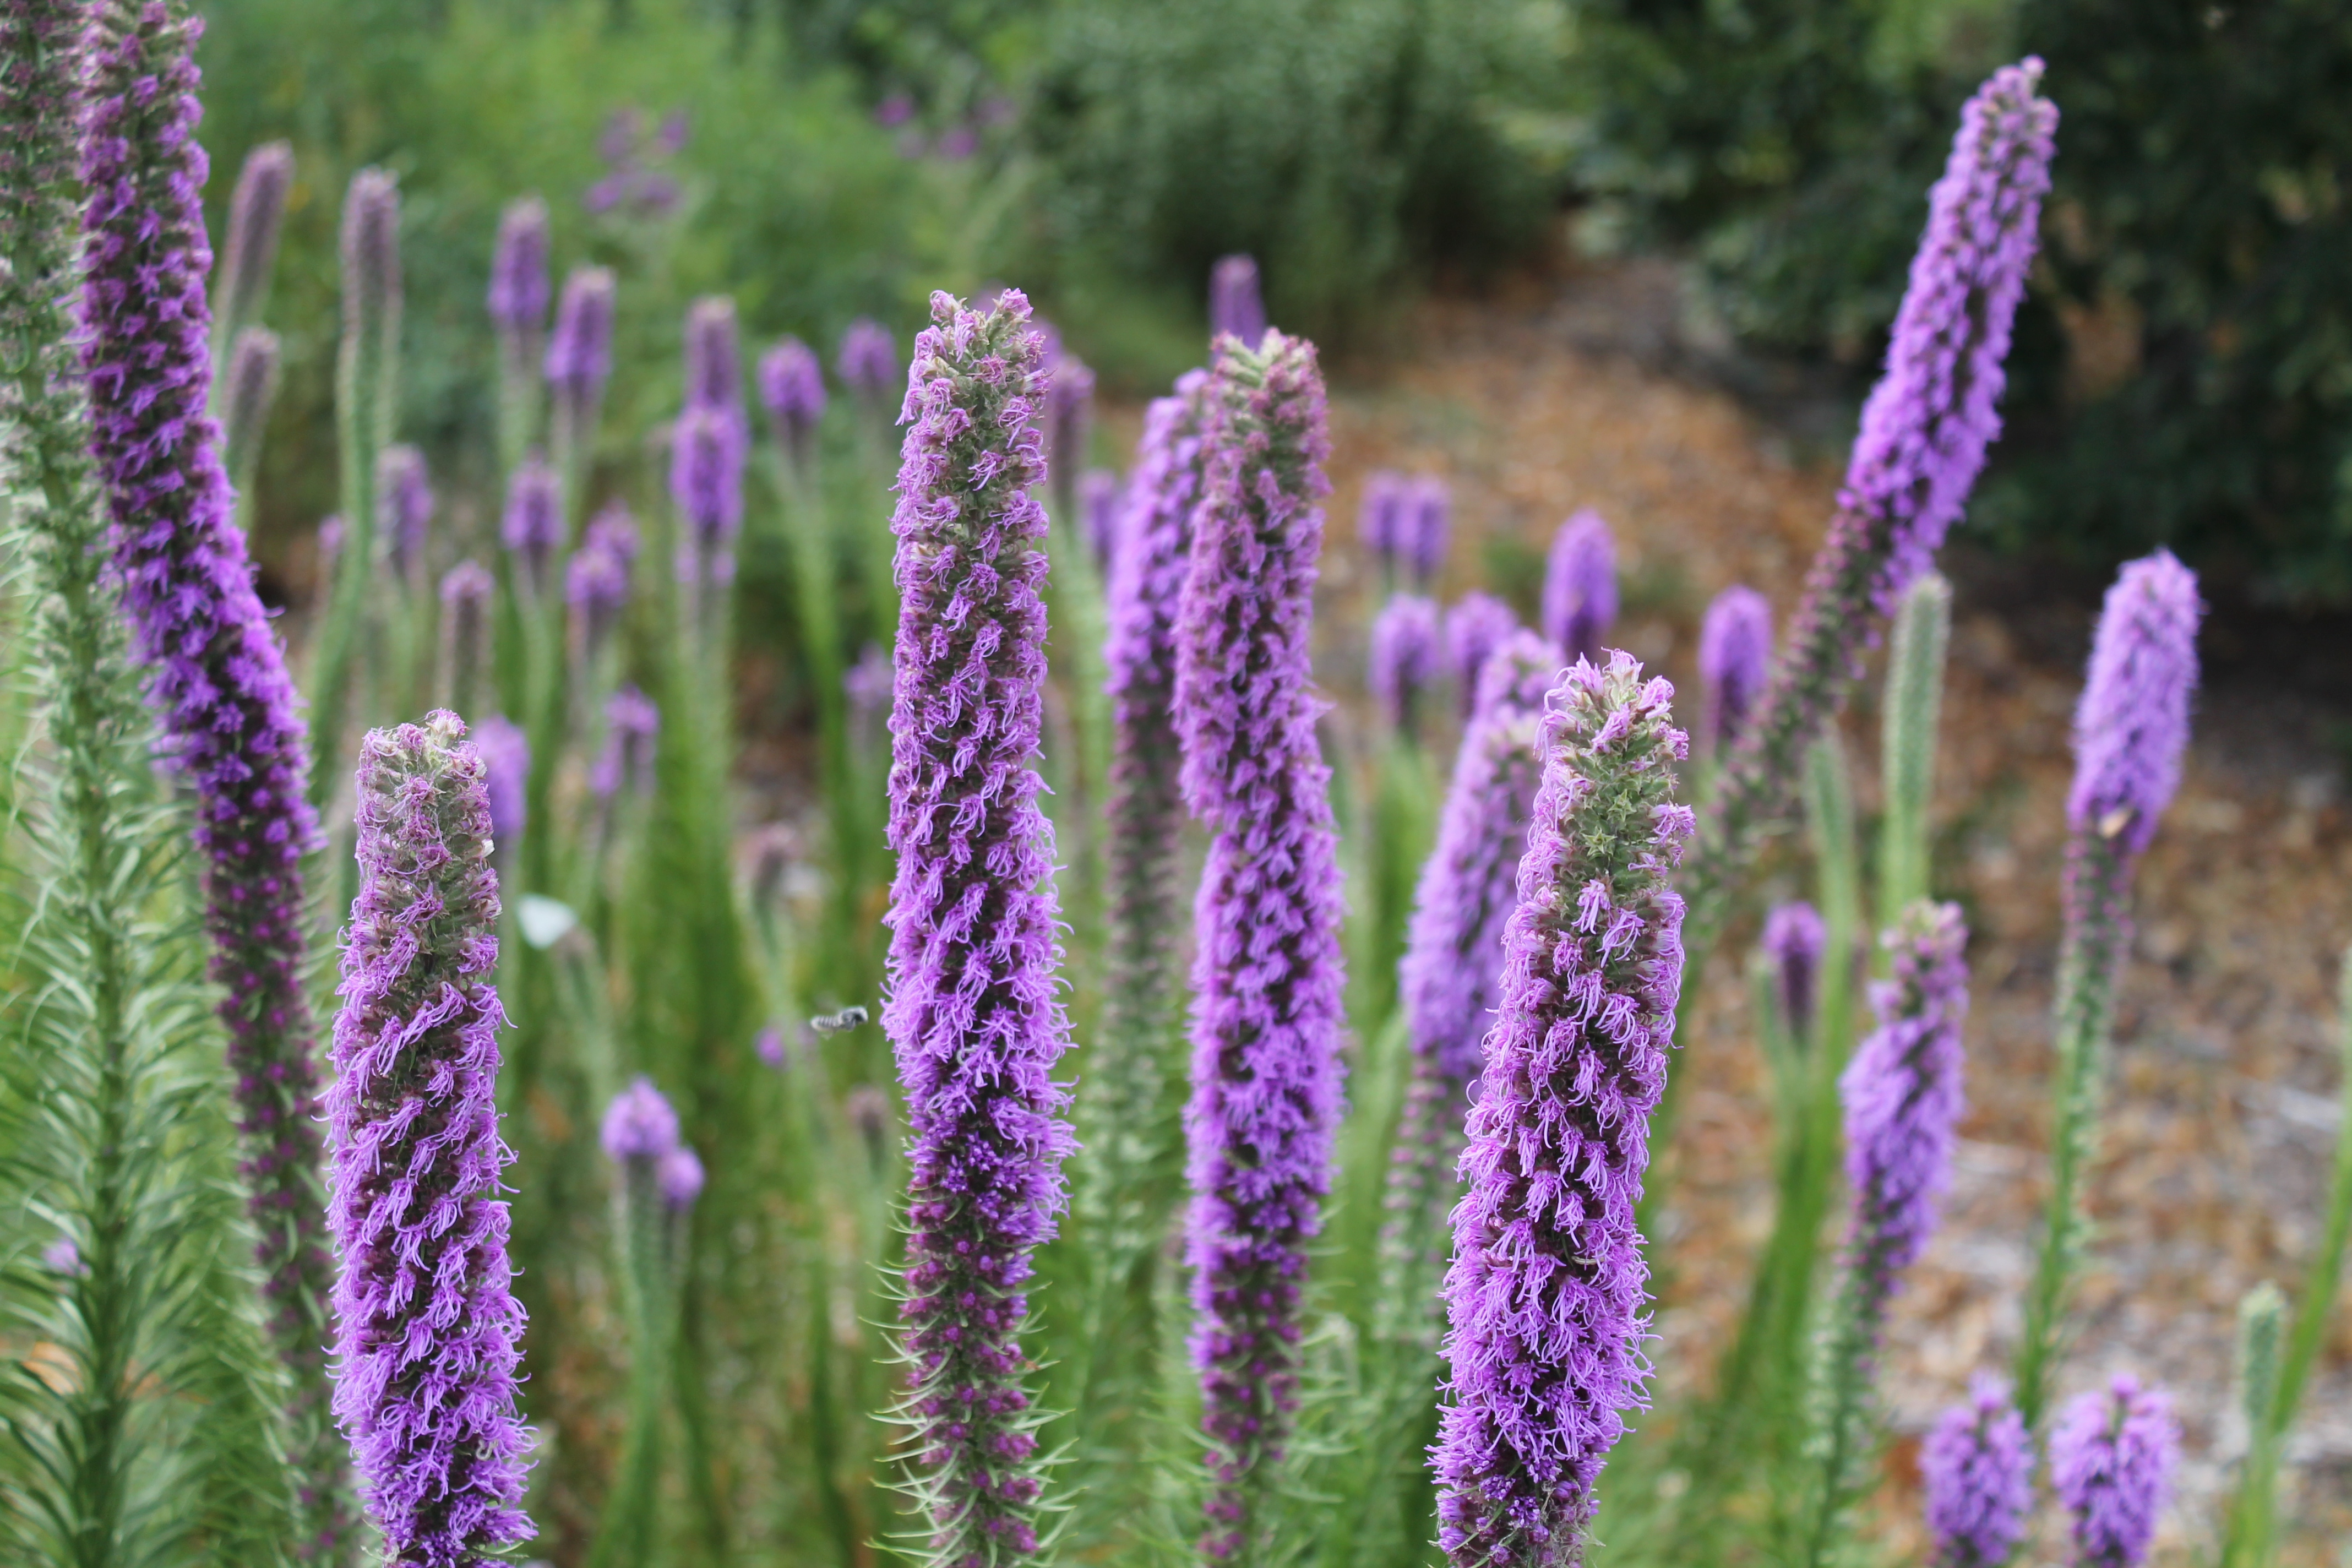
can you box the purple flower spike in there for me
[683,294,744,427]
[501,453,562,597]
[1359,469,1407,575]
[1079,467,1121,574]
[672,403,745,549]
[2051,1374,2179,1568]
[2068,549,2201,858]
[657,1146,704,1210]
[472,714,530,851]
[1208,253,1267,350]
[758,335,826,470]
[1444,591,1521,720]
[1761,900,1828,1040]
[1840,901,1969,1296]
[1047,351,1095,493]
[486,195,550,364]
[76,6,345,1543]
[1370,592,1443,734]
[1921,1375,2034,1568]
[837,315,899,401]
[328,712,535,1565]
[221,324,281,484]
[882,288,1074,1566]
[1543,508,1617,663]
[1406,474,1450,587]
[593,685,660,802]
[755,1026,788,1070]
[601,1075,682,1161]
[214,137,292,346]
[1433,651,1693,1568]
[545,265,616,451]
[377,444,434,587]
[438,559,494,716]
[1174,329,1347,1558]
[1378,631,1559,1342]
[567,540,629,669]
[586,499,641,569]
[1686,62,2055,934]
[1698,584,1773,757]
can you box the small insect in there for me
[809,1005,869,1037]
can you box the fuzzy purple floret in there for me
[75,8,346,1545]
[1761,900,1827,1040]
[758,335,825,465]
[500,453,562,595]
[1406,473,1450,586]
[326,712,534,1565]
[1445,591,1521,720]
[1369,591,1443,733]
[1433,651,1693,1568]
[216,137,291,335]
[1173,330,1347,1557]
[837,315,899,400]
[657,1146,704,1209]
[1542,509,1616,664]
[2050,1374,2178,1568]
[683,295,743,428]
[1209,253,1267,350]
[1698,584,1772,756]
[1840,901,1969,1292]
[378,443,433,584]
[671,402,744,548]
[471,714,529,850]
[544,265,615,422]
[1380,631,1559,1331]
[1921,1374,2034,1568]
[486,196,549,347]
[1079,467,1120,573]
[1360,468,1406,573]
[592,685,659,801]
[882,288,1075,1566]
[601,1075,682,1162]
[2066,550,2200,857]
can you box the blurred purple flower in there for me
[594,685,660,801]
[1921,1375,2034,1568]
[935,124,978,160]
[1442,591,1521,721]
[1209,254,1267,350]
[1404,475,1449,586]
[837,316,900,402]
[1543,508,1617,663]
[472,714,530,851]
[1698,584,1773,758]
[601,1075,680,1162]
[1369,592,1442,734]
[377,443,433,586]
[500,452,563,596]
[2051,1374,2178,1568]
[874,93,915,128]
[1761,900,1827,1039]
[1359,469,1406,575]
[1079,468,1121,574]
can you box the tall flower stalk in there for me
[76,1,346,1548]
[1680,59,2056,951]
[207,137,290,386]
[2014,549,2201,1426]
[881,289,1075,1566]
[2049,1376,2177,1568]
[1920,1377,2034,1568]
[486,194,549,478]
[326,713,535,1566]
[1174,329,1347,1560]
[1431,652,1693,1568]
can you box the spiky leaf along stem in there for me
[1431,653,1693,1568]
[881,289,1074,1568]
[1173,330,1347,1562]
[74,2,347,1551]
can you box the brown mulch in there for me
[1277,260,2352,1566]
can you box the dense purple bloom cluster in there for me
[501,452,562,596]
[472,714,530,851]
[1369,591,1443,733]
[2050,1375,2178,1568]
[837,315,899,401]
[1920,1375,2034,1568]
[682,293,744,432]
[486,195,549,359]
[881,289,1074,1565]
[377,443,433,586]
[1698,584,1772,757]
[602,1074,683,1161]
[2067,550,2201,859]
[1839,901,1970,1297]
[1406,474,1450,585]
[1542,509,1616,664]
[74,6,346,1544]
[1380,631,1558,1336]
[757,335,825,469]
[1360,469,1406,571]
[1173,330,1347,1556]
[1445,591,1520,719]
[1079,467,1120,573]
[326,714,533,1565]
[1760,900,1828,1039]
[545,264,616,449]
[1209,253,1267,350]
[1433,651,1692,1568]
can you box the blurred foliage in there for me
[1568,0,2352,601]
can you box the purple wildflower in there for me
[1079,467,1121,574]
[2067,550,2201,859]
[1377,631,1559,1342]
[1359,469,1407,575]
[2051,1375,2178,1568]
[1761,900,1828,1039]
[1174,330,1347,1557]
[1209,253,1267,350]
[1686,62,2055,935]
[77,7,344,1543]
[1369,591,1444,734]
[671,401,744,549]
[1406,473,1450,587]
[1698,584,1773,758]
[1047,350,1095,499]
[935,123,978,160]
[326,713,534,1564]
[213,137,291,348]
[486,195,550,368]
[586,499,640,569]
[1432,652,1693,1568]
[593,685,660,802]
[500,452,562,597]
[1841,902,1969,1286]
[545,265,616,455]
[601,1075,682,1161]
[874,92,914,128]
[655,109,688,154]
[438,560,494,717]
[758,335,826,471]
[882,288,1074,1565]
[567,539,629,671]
[844,641,892,725]
[1921,1375,2034,1568]
[42,1234,83,1277]
[377,444,433,587]
[754,1026,788,1070]
[1444,590,1521,720]
[472,714,530,852]
[657,1146,704,1208]
[1543,508,1617,663]
[221,324,280,487]
[837,315,899,402]
[683,295,744,428]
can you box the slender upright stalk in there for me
[1879,572,1952,923]
[206,137,290,384]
